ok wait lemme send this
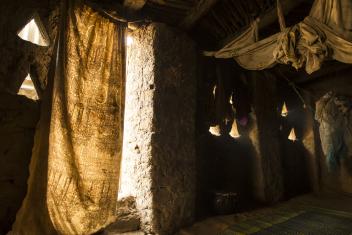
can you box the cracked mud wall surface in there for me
[121,23,197,234]
[120,24,156,232]
[152,24,197,235]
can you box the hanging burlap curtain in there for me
[11,0,125,234]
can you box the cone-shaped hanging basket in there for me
[229,120,240,139]
[288,128,297,141]
[209,125,221,136]
[281,102,288,117]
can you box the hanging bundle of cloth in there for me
[315,92,352,172]
[205,0,352,75]
[11,0,125,234]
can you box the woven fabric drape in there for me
[207,0,352,74]
[11,0,125,234]
[310,0,352,40]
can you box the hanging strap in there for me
[277,0,286,31]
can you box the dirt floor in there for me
[178,192,352,235]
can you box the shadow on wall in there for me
[195,58,317,218]
[278,62,352,196]
[280,139,311,198]
[0,92,39,234]
[195,58,257,218]
[196,129,257,218]
[277,80,311,199]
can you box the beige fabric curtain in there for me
[207,0,352,74]
[310,0,352,40]
[11,0,125,234]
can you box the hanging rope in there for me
[277,69,315,114]
[276,0,286,31]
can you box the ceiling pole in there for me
[180,0,219,30]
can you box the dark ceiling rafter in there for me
[113,0,312,50]
[219,0,307,48]
[123,0,147,10]
[258,0,306,30]
[86,0,147,23]
[149,0,194,10]
[193,0,276,43]
[179,0,220,30]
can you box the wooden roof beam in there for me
[123,0,147,11]
[258,0,305,30]
[219,0,306,48]
[180,0,220,30]
[86,0,145,22]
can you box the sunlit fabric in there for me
[11,0,125,234]
[310,0,352,40]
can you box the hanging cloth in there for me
[205,0,352,74]
[315,92,352,172]
[310,0,352,41]
[11,0,125,234]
